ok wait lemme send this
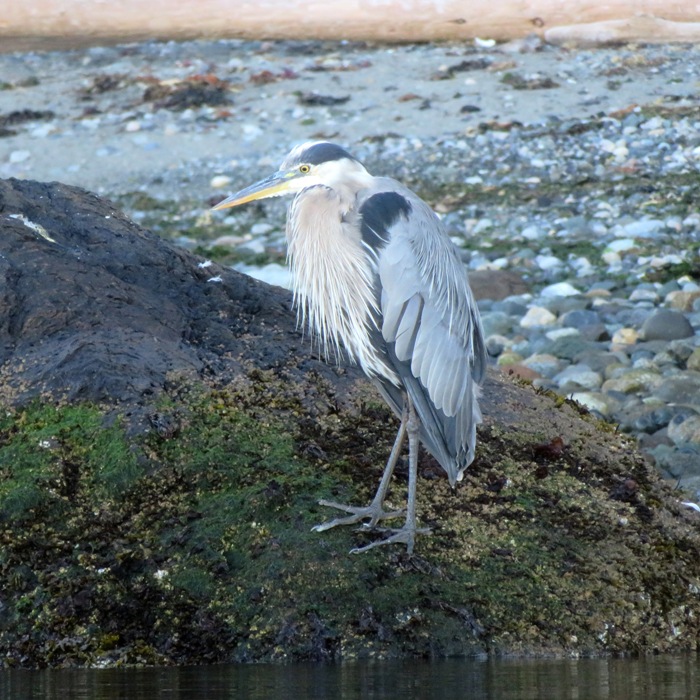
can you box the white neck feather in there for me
[286,186,398,382]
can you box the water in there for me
[1,656,698,700]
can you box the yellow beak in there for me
[212,171,297,210]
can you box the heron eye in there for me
[299,164,311,173]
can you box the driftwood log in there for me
[2,1,700,51]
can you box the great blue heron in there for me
[214,142,485,554]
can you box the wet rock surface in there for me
[1,178,700,667]
[0,177,344,408]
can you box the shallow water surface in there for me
[2,655,698,700]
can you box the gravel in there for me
[1,38,699,493]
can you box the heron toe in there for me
[350,525,432,555]
[311,498,404,532]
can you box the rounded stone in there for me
[481,311,515,337]
[546,328,580,341]
[497,351,524,366]
[629,287,659,303]
[547,335,599,361]
[640,309,694,341]
[667,339,696,363]
[491,298,529,316]
[540,282,581,298]
[250,222,274,235]
[535,254,563,271]
[520,306,557,328]
[579,323,609,341]
[9,149,32,163]
[653,374,700,405]
[235,239,265,255]
[667,415,700,447]
[601,368,663,394]
[560,309,601,329]
[521,353,562,378]
[687,348,700,372]
[576,350,630,375]
[545,296,589,315]
[666,290,700,312]
[485,334,510,357]
[604,238,637,254]
[209,174,232,189]
[553,364,603,392]
[611,328,639,347]
[209,234,245,248]
[651,444,700,481]
[569,392,612,417]
[623,218,664,237]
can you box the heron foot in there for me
[311,499,404,532]
[350,525,432,555]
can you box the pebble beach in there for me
[1,38,699,492]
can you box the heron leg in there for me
[312,410,408,533]
[350,396,430,555]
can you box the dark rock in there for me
[560,309,601,328]
[490,297,529,316]
[485,335,507,356]
[548,335,602,361]
[652,373,700,406]
[480,311,514,337]
[142,78,231,111]
[633,339,675,355]
[298,92,350,106]
[630,350,656,364]
[667,338,697,363]
[543,296,589,315]
[616,404,696,434]
[0,108,56,127]
[575,350,628,375]
[641,309,694,341]
[620,306,656,328]
[0,177,344,406]
[578,323,609,341]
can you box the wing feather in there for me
[366,182,486,482]
[394,295,423,360]
[446,353,468,416]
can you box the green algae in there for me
[1,371,699,668]
[0,404,141,521]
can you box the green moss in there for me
[0,404,140,520]
[0,371,699,667]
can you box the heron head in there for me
[213,141,372,211]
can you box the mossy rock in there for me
[0,178,699,667]
[0,369,698,667]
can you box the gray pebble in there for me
[622,218,664,237]
[667,414,700,448]
[640,309,694,341]
[481,311,515,337]
[560,309,601,328]
[547,335,600,361]
[653,374,700,405]
[553,364,602,392]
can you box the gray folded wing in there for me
[365,186,485,484]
